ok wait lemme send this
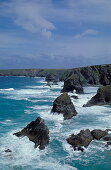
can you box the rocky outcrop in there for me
[67,129,108,151]
[61,64,111,93]
[51,92,77,120]
[103,134,111,141]
[102,134,111,147]
[61,73,84,94]
[13,117,49,150]
[71,95,78,99]
[45,74,59,83]
[4,149,12,153]
[91,129,108,140]
[67,129,93,148]
[83,85,111,107]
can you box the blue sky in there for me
[0,0,111,69]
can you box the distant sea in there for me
[0,76,111,170]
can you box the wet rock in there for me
[74,85,84,94]
[67,129,109,152]
[45,82,51,87]
[105,142,111,148]
[71,95,78,99]
[66,129,93,149]
[83,85,111,107]
[107,141,111,145]
[103,134,111,141]
[51,92,78,120]
[5,149,12,153]
[13,117,49,150]
[91,129,108,140]
[77,146,84,152]
[61,73,84,94]
[45,74,59,83]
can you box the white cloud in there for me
[0,0,111,68]
[1,0,55,38]
[74,29,99,39]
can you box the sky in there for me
[0,0,111,69]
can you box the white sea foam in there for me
[1,81,111,169]
[0,88,14,92]
[0,131,76,170]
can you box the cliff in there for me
[0,64,111,85]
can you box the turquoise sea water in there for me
[0,76,111,170]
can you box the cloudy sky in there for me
[0,0,111,69]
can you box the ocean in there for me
[0,76,111,170]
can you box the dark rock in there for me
[52,82,58,85]
[51,92,77,120]
[61,73,84,94]
[45,82,51,87]
[91,129,108,140]
[1,64,111,86]
[45,74,59,83]
[80,66,100,85]
[107,141,111,145]
[71,95,78,99]
[13,117,49,150]
[83,85,111,107]
[74,85,84,94]
[77,146,84,152]
[66,129,93,148]
[5,149,12,153]
[105,142,111,148]
[103,134,111,141]
[67,129,109,151]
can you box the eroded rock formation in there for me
[51,92,77,119]
[13,117,49,150]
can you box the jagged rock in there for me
[45,82,51,87]
[105,142,111,148]
[51,92,77,119]
[45,74,59,83]
[103,134,111,141]
[0,64,111,85]
[74,85,84,94]
[4,149,12,153]
[13,117,49,150]
[61,73,84,94]
[83,85,111,107]
[71,95,78,99]
[66,129,93,150]
[67,129,108,152]
[107,142,111,145]
[91,129,108,140]
[80,66,100,85]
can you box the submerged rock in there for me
[45,82,51,87]
[13,117,49,150]
[83,85,111,107]
[51,92,78,120]
[4,149,12,153]
[61,73,84,94]
[67,129,108,151]
[71,95,79,99]
[103,134,111,141]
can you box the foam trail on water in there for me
[0,88,14,91]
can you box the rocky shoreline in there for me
[3,63,111,153]
[0,64,111,85]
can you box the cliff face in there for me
[0,64,111,85]
[0,68,71,81]
[61,64,111,92]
